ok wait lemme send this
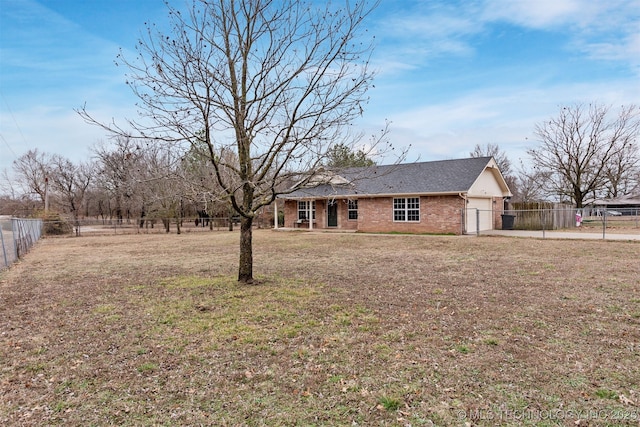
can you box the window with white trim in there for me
[297,201,316,220]
[348,199,358,220]
[393,197,420,222]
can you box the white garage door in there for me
[466,198,493,233]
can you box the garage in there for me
[466,197,493,233]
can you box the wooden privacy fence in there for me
[507,203,578,230]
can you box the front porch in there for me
[293,219,317,228]
[273,227,357,233]
[273,198,358,231]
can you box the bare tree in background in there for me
[469,143,517,195]
[138,143,186,233]
[470,143,512,176]
[0,168,43,215]
[79,0,390,283]
[513,160,549,202]
[49,155,93,236]
[0,170,18,200]
[93,137,145,224]
[602,141,640,198]
[11,149,52,206]
[528,103,640,208]
[180,140,241,230]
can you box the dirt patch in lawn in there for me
[1,231,639,426]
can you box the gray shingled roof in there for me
[593,191,640,206]
[284,157,495,199]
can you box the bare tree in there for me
[11,149,52,206]
[93,137,147,224]
[138,144,185,233]
[79,0,390,283]
[470,143,512,176]
[528,103,640,208]
[49,155,93,236]
[602,141,640,198]
[180,140,240,230]
[513,161,549,202]
[0,169,18,200]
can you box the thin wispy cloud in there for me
[482,0,587,28]
[372,3,481,72]
[482,0,640,70]
[2,1,128,107]
[578,33,640,72]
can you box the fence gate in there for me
[466,198,494,233]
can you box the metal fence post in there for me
[1,224,8,268]
[11,218,19,260]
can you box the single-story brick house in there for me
[275,156,512,234]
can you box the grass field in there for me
[1,230,639,426]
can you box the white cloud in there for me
[372,0,640,76]
[371,3,482,74]
[482,0,640,72]
[0,0,140,175]
[482,0,585,28]
[577,32,640,74]
[3,0,639,181]
[359,75,640,166]
[480,0,639,31]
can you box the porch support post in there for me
[308,200,313,230]
[273,199,278,229]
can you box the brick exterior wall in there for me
[358,196,465,234]
[283,195,469,234]
[493,196,505,230]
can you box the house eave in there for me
[279,191,469,200]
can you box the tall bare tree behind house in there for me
[528,103,640,207]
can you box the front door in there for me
[327,200,338,227]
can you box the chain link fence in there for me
[473,207,639,239]
[1,207,637,269]
[33,216,249,236]
[1,217,44,270]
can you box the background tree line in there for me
[0,136,381,229]
[1,137,250,232]
[2,102,639,220]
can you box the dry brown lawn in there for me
[1,230,639,426]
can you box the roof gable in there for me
[468,157,511,196]
[284,157,511,199]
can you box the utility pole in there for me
[44,176,49,213]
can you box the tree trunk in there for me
[238,216,253,283]
[139,206,146,228]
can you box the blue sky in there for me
[1,0,639,179]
